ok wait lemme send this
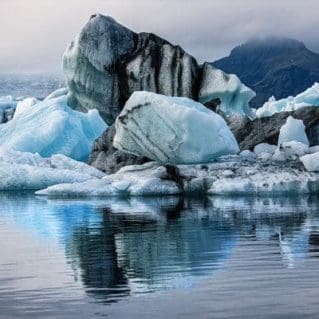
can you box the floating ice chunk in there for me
[253,143,277,156]
[272,142,309,162]
[13,97,38,117]
[272,149,287,162]
[49,154,104,178]
[300,152,319,172]
[199,64,256,118]
[240,150,257,160]
[221,169,235,177]
[0,95,107,161]
[37,162,180,197]
[113,91,239,164]
[208,172,316,195]
[256,83,319,118]
[0,150,104,178]
[258,152,272,161]
[44,87,68,101]
[281,141,309,157]
[37,157,319,198]
[278,116,309,146]
[0,150,104,190]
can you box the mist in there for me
[1,0,318,73]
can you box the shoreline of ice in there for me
[35,153,319,198]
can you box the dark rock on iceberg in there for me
[0,107,15,124]
[88,124,148,174]
[63,14,254,125]
[63,14,199,125]
[231,106,319,150]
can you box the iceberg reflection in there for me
[1,193,319,304]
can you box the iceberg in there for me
[300,152,319,172]
[63,14,255,124]
[239,150,256,160]
[253,143,277,156]
[0,95,107,161]
[0,150,104,191]
[36,162,180,197]
[256,83,319,118]
[44,87,68,101]
[13,97,38,117]
[278,116,309,146]
[199,63,256,118]
[113,91,239,164]
[280,141,309,157]
[37,155,319,198]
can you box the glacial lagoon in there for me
[1,193,319,318]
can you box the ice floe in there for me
[0,150,104,191]
[278,116,309,146]
[300,152,319,172]
[256,83,319,118]
[113,91,239,164]
[36,155,319,197]
[0,95,107,161]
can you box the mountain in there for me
[212,37,319,108]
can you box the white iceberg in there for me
[37,156,319,198]
[113,91,239,164]
[271,141,310,162]
[0,150,104,191]
[0,95,107,161]
[208,172,316,195]
[278,116,309,146]
[44,87,68,101]
[36,162,180,197]
[300,152,319,172]
[256,83,319,118]
[199,64,256,118]
[253,143,277,156]
[13,97,38,117]
[239,150,257,160]
[280,141,309,157]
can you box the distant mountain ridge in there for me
[212,37,319,108]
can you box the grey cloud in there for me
[0,0,318,73]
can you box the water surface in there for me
[1,193,319,318]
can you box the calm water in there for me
[1,193,319,318]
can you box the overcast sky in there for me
[1,0,318,74]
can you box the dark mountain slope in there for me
[213,37,319,108]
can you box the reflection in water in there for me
[1,193,319,309]
[65,197,238,302]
